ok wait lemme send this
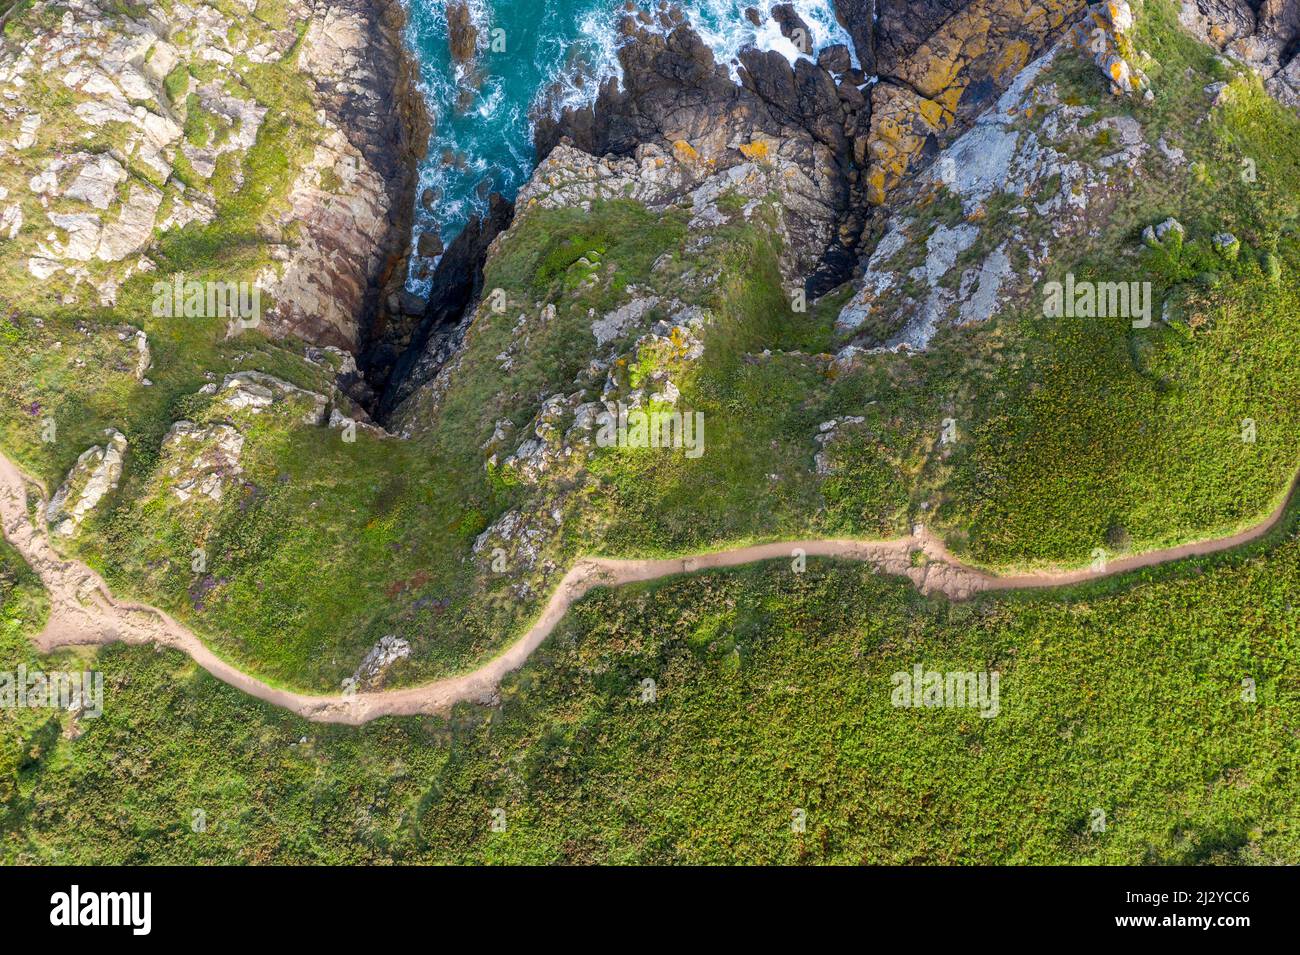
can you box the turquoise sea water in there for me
[403,0,854,292]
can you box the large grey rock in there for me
[219,371,330,426]
[97,183,162,262]
[63,153,127,210]
[46,430,128,536]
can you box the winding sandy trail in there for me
[2,449,1294,724]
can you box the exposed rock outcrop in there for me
[159,422,245,504]
[863,0,1087,205]
[348,635,411,690]
[46,430,128,536]
[446,2,479,65]
[1178,0,1300,108]
[872,0,973,74]
[1071,0,1150,95]
[215,371,331,427]
[0,0,426,350]
[258,0,430,350]
[837,41,1157,348]
[535,9,873,295]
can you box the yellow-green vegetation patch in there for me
[3,527,1297,863]
[935,0,1300,567]
[0,537,54,828]
[0,319,143,487]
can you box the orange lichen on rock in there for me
[866,82,947,205]
[865,0,1088,205]
[1070,0,1149,96]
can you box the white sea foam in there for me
[476,81,505,120]
[686,0,857,76]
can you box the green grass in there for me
[5,0,1300,698]
[0,538,52,824]
[933,0,1300,567]
[2,521,1296,863]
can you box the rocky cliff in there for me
[0,0,425,350]
[535,8,872,293]
[526,0,1096,280]
[382,0,1102,425]
[1178,0,1300,106]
